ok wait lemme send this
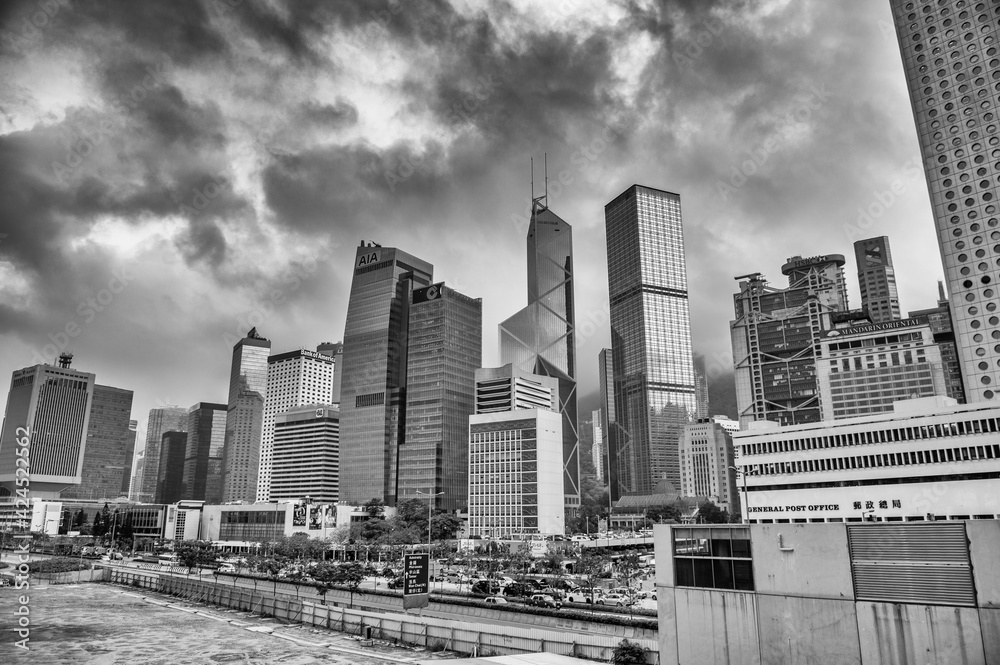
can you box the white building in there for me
[270,404,339,503]
[817,317,947,421]
[592,408,604,481]
[468,409,564,538]
[679,418,739,514]
[474,364,559,413]
[733,396,1000,523]
[256,348,338,502]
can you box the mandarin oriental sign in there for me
[824,317,926,338]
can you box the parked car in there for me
[217,563,237,573]
[502,582,534,598]
[527,594,563,609]
[471,580,501,595]
[565,588,603,604]
[484,595,508,605]
[597,593,634,607]
[446,571,471,583]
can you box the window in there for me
[673,526,754,591]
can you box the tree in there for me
[311,561,340,605]
[612,638,647,665]
[175,540,219,575]
[363,498,385,520]
[575,550,609,605]
[92,511,105,539]
[430,512,461,541]
[333,562,366,608]
[697,501,730,524]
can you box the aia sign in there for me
[357,251,379,267]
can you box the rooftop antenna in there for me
[530,157,534,208]
[544,152,548,206]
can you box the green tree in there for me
[333,562,366,608]
[612,638,647,664]
[92,511,105,539]
[363,498,385,520]
[175,540,219,574]
[311,561,340,605]
[575,550,609,605]
[697,501,730,524]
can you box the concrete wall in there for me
[670,587,759,665]
[968,520,1000,607]
[751,523,855,600]
[856,602,985,665]
[757,594,859,665]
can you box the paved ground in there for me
[0,583,465,664]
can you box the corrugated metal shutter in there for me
[847,523,976,607]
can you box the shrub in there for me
[612,638,647,664]
[27,558,90,574]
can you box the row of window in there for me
[743,442,1000,477]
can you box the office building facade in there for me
[468,409,564,538]
[909,281,966,403]
[890,1,1000,402]
[182,403,227,503]
[733,396,1000,523]
[271,404,340,503]
[0,361,95,497]
[155,431,188,504]
[605,185,697,494]
[339,242,433,505]
[499,202,580,508]
[731,255,850,430]
[62,384,135,501]
[221,328,270,503]
[598,347,622,500]
[259,347,337,500]
[474,364,559,414]
[122,419,137,496]
[397,283,482,511]
[137,406,188,502]
[592,409,604,482]
[818,317,948,420]
[854,236,901,323]
[679,418,739,515]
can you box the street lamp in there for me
[414,490,445,553]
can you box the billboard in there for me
[412,282,444,304]
[402,553,430,610]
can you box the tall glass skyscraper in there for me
[182,402,227,503]
[604,185,696,494]
[598,347,622,500]
[854,236,900,323]
[398,282,482,512]
[339,242,433,505]
[61,383,134,501]
[222,328,270,503]
[137,406,188,502]
[499,202,580,508]
[890,1,1000,402]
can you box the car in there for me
[446,571,471,583]
[484,595,508,605]
[528,594,562,609]
[387,576,405,589]
[217,563,237,573]
[470,580,501,595]
[597,593,634,607]
[566,589,603,604]
[502,582,534,598]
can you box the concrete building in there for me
[854,236,901,323]
[655,520,1000,664]
[122,419,137,496]
[137,406,188,503]
[591,409,604,482]
[259,347,337,501]
[339,242,433,506]
[890,1,1000,403]
[910,281,966,404]
[733,396,1000,523]
[499,199,580,509]
[474,364,559,414]
[817,316,949,420]
[181,403,227,503]
[62,383,135,501]
[221,328,270,503]
[0,359,95,498]
[468,409,565,538]
[397,282,482,512]
[270,404,340,503]
[731,255,850,429]
[679,418,739,515]
[605,185,697,495]
[315,341,343,404]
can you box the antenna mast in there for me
[544,152,548,206]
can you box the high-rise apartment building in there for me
[271,404,340,503]
[339,242,433,505]
[817,317,948,420]
[62,384,134,501]
[0,359,95,497]
[854,236,901,323]
[258,347,337,500]
[890,1,1000,402]
[156,431,188,504]
[397,283,482,512]
[598,347,622,500]
[221,328,270,503]
[605,185,697,495]
[910,281,966,404]
[731,255,850,429]
[499,200,580,508]
[679,418,739,515]
[182,402,227,503]
[469,367,564,538]
[138,406,188,502]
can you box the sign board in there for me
[403,553,430,610]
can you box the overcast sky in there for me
[0,0,941,453]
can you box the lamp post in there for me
[415,490,445,591]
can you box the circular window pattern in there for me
[975,333,985,342]
[978,347,988,356]
[986,390,995,399]
[980,361,990,370]
[982,376,992,385]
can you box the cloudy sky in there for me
[0,0,941,453]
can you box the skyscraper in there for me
[155,430,188,504]
[397,282,482,512]
[339,241,433,505]
[598,347,621,500]
[138,406,188,502]
[271,404,340,503]
[909,281,966,403]
[854,236,901,323]
[316,341,344,404]
[182,402,227,503]
[731,255,850,429]
[605,185,697,495]
[122,419,137,496]
[474,364,559,413]
[499,201,580,508]
[222,328,270,503]
[890,1,1000,402]
[258,347,337,501]
[61,383,134,501]
[679,418,739,515]
[0,358,95,497]
[591,409,604,482]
